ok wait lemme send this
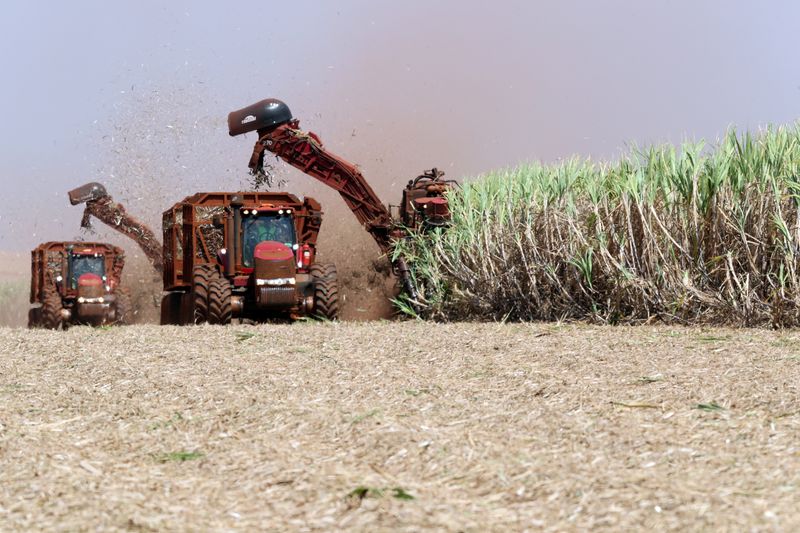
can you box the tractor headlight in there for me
[256,277,296,286]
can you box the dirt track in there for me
[1,322,799,531]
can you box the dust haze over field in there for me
[2,1,800,323]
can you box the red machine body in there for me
[159,191,338,325]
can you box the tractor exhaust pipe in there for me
[231,195,243,275]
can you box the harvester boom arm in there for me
[250,121,394,254]
[69,182,163,274]
[229,98,452,301]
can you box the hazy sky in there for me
[1,0,799,250]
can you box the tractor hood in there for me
[253,241,297,309]
[253,241,296,282]
[77,273,104,299]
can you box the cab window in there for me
[69,254,106,289]
[242,215,296,267]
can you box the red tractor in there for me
[159,191,338,324]
[28,241,131,329]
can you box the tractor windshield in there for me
[242,214,296,267]
[69,254,106,289]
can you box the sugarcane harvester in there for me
[228,98,455,301]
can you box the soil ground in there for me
[1,322,798,531]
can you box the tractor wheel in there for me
[192,264,215,324]
[207,272,232,325]
[115,290,132,325]
[310,263,340,320]
[40,288,64,330]
[160,292,187,325]
[27,307,42,328]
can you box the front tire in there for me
[115,290,132,325]
[40,288,64,330]
[310,263,340,320]
[207,271,232,325]
[192,264,215,324]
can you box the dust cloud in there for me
[78,82,401,322]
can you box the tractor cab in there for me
[239,204,304,297]
[63,246,113,309]
[67,247,107,290]
[240,204,298,268]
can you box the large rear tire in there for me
[207,271,232,325]
[27,307,42,328]
[310,263,340,320]
[40,288,64,330]
[115,290,132,325]
[160,292,189,325]
[192,264,215,324]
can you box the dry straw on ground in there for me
[1,322,798,531]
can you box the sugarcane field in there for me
[2,2,800,531]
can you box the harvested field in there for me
[1,322,799,531]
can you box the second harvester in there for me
[28,241,131,329]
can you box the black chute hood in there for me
[228,98,293,136]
